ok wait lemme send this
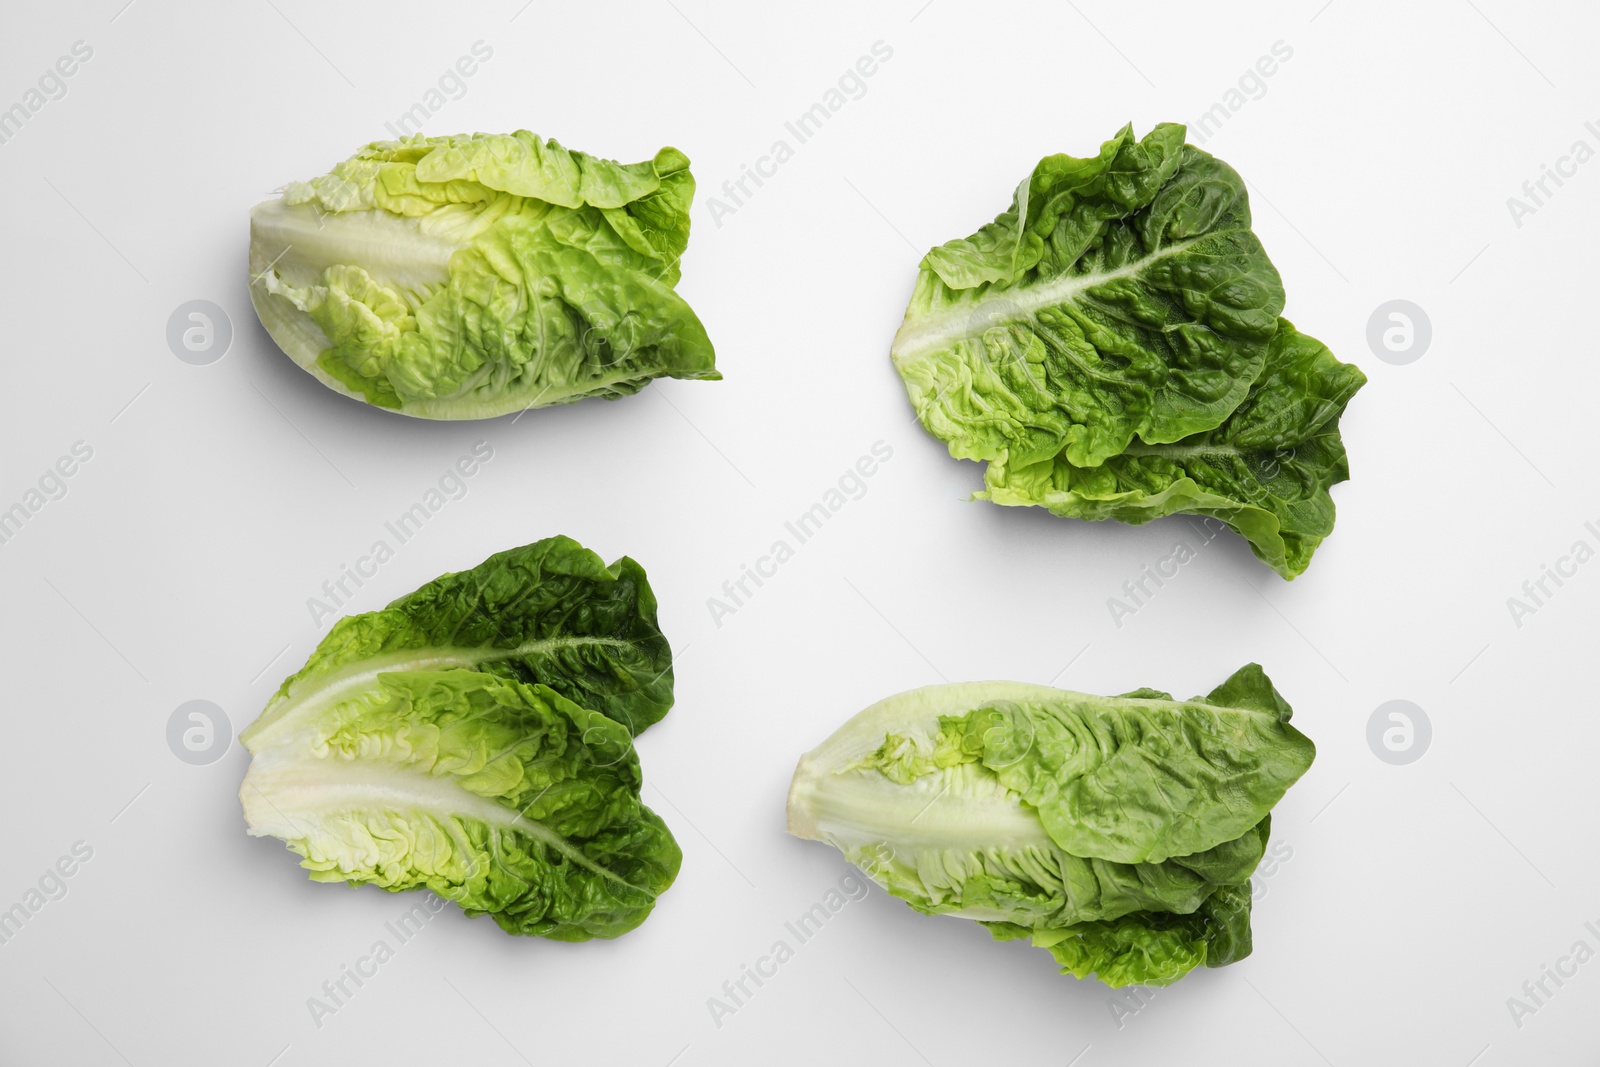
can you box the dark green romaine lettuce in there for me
[891,123,1362,578]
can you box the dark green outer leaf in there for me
[987,878,1257,987]
[246,536,673,740]
[980,319,1366,578]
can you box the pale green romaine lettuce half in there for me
[786,665,1314,987]
[249,131,718,420]
[891,123,1285,470]
[981,319,1367,578]
[241,670,679,940]
[240,536,682,939]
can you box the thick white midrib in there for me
[250,200,459,292]
[243,636,634,748]
[241,757,646,892]
[796,770,1245,924]
[792,765,1059,924]
[789,764,1053,851]
[889,237,1202,363]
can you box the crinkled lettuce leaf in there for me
[241,669,679,940]
[786,665,1312,987]
[891,123,1363,578]
[986,880,1255,987]
[980,319,1366,578]
[244,536,674,740]
[240,536,682,940]
[891,122,1285,469]
[249,131,717,420]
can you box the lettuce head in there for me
[240,537,681,940]
[786,665,1314,986]
[249,131,719,420]
[890,123,1363,578]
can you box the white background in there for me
[2,1,1597,1063]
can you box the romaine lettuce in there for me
[891,123,1362,578]
[249,131,718,420]
[240,537,681,940]
[786,665,1314,986]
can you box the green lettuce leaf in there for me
[980,319,1366,578]
[241,669,679,940]
[840,805,1268,931]
[891,123,1285,469]
[249,131,717,420]
[243,536,674,742]
[986,880,1254,987]
[786,665,1312,987]
[892,123,1363,578]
